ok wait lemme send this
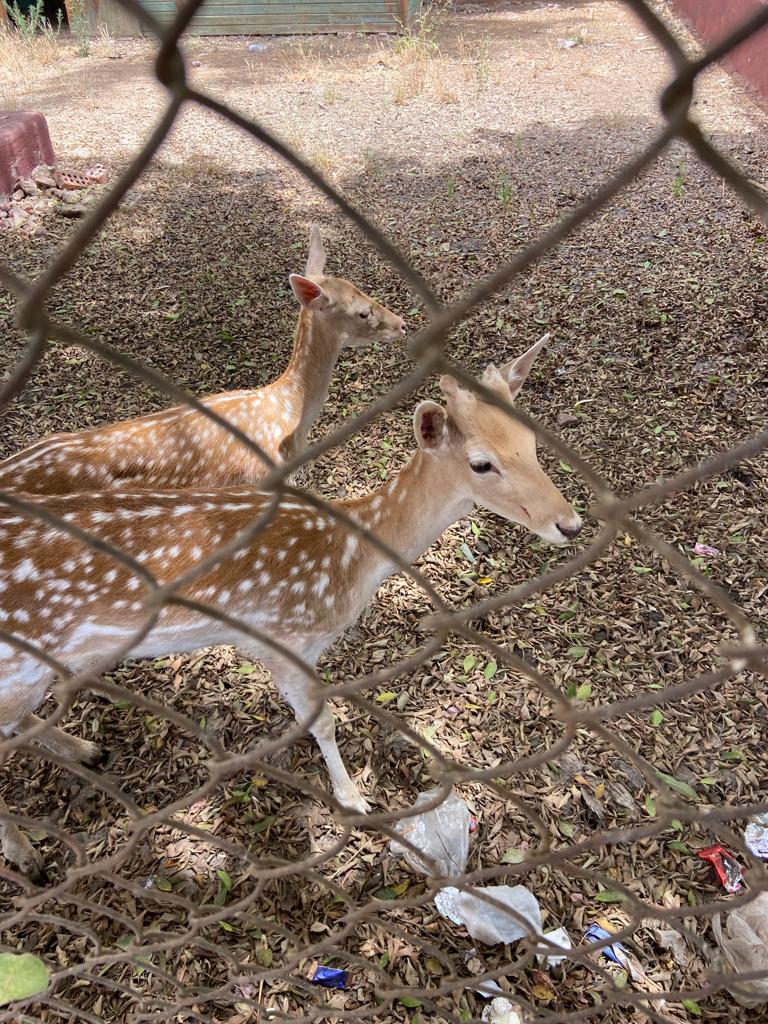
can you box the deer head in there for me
[288,225,406,348]
[413,335,583,544]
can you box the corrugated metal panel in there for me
[669,0,768,104]
[99,0,407,34]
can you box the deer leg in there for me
[19,715,104,767]
[272,670,370,815]
[0,795,47,885]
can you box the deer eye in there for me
[470,460,495,474]
[359,309,371,319]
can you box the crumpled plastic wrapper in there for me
[435,885,542,945]
[656,927,691,969]
[390,788,470,877]
[712,892,768,1007]
[533,926,572,966]
[745,814,768,859]
[481,997,524,1023]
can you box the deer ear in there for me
[499,333,550,399]
[414,401,448,451]
[289,274,330,310]
[305,224,327,275]
[439,374,459,398]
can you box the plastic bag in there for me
[390,788,470,877]
[745,813,768,859]
[435,885,541,944]
[481,997,524,1023]
[712,892,768,1007]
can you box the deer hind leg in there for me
[19,714,104,767]
[269,666,370,815]
[0,795,46,885]
[0,716,101,885]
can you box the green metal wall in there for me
[97,0,420,35]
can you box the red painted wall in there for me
[670,0,768,101]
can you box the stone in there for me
[12,189,23,201]
[55,203,88,218]
[16,177,38,195]
[62,189,81,203]
[32,172,56,189]
[48,187,64,199]
[11,205,29,227]
[556,412,580,428]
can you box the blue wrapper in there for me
[584,924,628,968]
[309,965,348,989]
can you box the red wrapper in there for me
[698,844,743,892]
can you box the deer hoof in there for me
[81,740,108,768]
[335,788,371,816]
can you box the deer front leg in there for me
[19,714,104,767]
[270,667,370,815]
[0,795,46,885]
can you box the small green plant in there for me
[395,1,444,60]
[672,160,686,199]
[496,172,514,207]
[4,0,46,42]
[69,0,91,56]
[445,173,456,198]
[473,33,491,90]
[456,32,492,91]
[362,150,383,178]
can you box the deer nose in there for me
[397,319,407,335]
[557,519,583,540]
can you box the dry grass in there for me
[0,23,63,106]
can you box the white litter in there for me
[533,926,572,966]
[472,978,505,998]
[435,885,542,944]
[390,787,470,877]
[745,813,768,859]
[481,997,524,1024]
[712,892,768,1007]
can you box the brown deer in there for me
[0,337,581,881]
[0,225,406,496]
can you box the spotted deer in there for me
[0,336,581,881]
[0,226,406,496]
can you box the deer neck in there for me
[347,450,473,569]
[278,309,342,452]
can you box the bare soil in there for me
[0,2,767,1022]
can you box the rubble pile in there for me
[0,164,109,234]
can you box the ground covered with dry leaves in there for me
[0,1,767,1022]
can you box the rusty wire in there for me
[1,0,768,1021]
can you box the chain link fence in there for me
[0,0,767,1020]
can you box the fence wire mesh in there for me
[0,0,767,1021]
